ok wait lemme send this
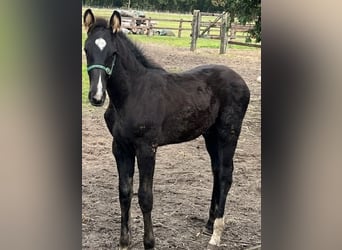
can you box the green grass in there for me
[82,62,89,105]
[128,35,218,48]
[128,35,257,50]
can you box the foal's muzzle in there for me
[88,91,106,106]
[87,69,107,107]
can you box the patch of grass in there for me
[82,64,89,104]
[129,35,219,49]
[129,34,258,50]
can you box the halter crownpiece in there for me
[87,54,117,76]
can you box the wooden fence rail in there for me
[121,16,193,37]
[119,12,259,53]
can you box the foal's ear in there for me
[83,9,95,33]
[109,10,121,33]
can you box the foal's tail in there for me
[225,69,250,123]
[239,78,250,120]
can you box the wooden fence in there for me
[121,16,193,37]
[120,11,259,54]
[121,16,255,39]
[191,10,229,53]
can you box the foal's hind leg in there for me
[113,140,135,250]
[203,127,220,234]
[207,107,246,248]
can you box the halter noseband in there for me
[87,54,117,76]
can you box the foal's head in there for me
[83,9,121,106]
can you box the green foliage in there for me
[82,60,89,104]
[211,0,261,42]
[235,0,261,42]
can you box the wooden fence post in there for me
[131,17,136,34]
[147,17,153,36]
[219,12,228,54]
[178,19,183,38]
[208,20,211,36]
[190,10,200,52]
[198,11,202,35]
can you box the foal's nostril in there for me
[90,97,104,106]
[88,92,104,106]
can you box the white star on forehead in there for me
[95,38,107,51]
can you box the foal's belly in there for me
[159,105,217,145]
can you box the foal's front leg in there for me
[136,144,156,249]
[113,140,135,250]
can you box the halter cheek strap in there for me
[87,54,117,76]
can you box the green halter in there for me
[87,54,117,76]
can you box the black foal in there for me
[83,9,250,249]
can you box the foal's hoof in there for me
[118,240,130,250]
[118,242,130,250]
[202,226,213,236]
[143,236,155,250]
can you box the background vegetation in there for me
[82,0,261,42]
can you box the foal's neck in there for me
[107,34,164,110]
[107,51,146,110]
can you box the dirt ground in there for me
[82,43,261,249]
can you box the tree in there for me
[212,0,261,42]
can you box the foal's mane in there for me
[116,32,165,71]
